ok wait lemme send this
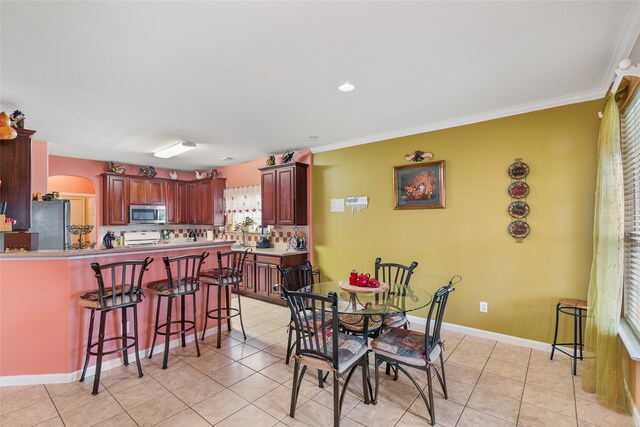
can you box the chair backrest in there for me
[90,257,153,308]
[282,288,340,370]
[424,275,462,358]
[374,258,418,286]
[216,249,251,285]
[163,252,209,294]
[277,261,315,292]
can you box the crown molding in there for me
[600,0,640,90]
[311,87,605,154]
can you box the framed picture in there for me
[393,161,446,209]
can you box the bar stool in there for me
[78,257,153,395]
[550,298,588,375]
[147,252,209,370]
[200,249,251,348]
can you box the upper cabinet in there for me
[103,174,130,225]
[188,178,226,226]
[259,162,308,226]
[165,181,187,224]
[129,178,165,205]
[0,128,35,231]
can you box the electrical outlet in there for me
[480,301,488,313]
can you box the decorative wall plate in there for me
[508,181,530,199]
[509,220,530,239]
[508,161,530,179]
[508,201,530,219]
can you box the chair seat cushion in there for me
[146,278,198,296]
[291,309,333,330]
[78,285,140,309]
[338,313,383,333]
[200,268,240,285]
[383,313,408,328]
[299,332,368,374]
[371,328,440,366]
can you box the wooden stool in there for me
[147,252,209,369]
[550,298,588,375]
[78,257,153,395]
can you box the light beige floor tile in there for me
[229,372,280,401]
[484,358,528,382]
[430,377,474,406]
[526,367,574,396]
[209,361,256,387]
[0,384,50,415]
[346,398,405,427]
[476,371,525,400]
[217,403,279,427]
[457,407,515,427]
[447,349,488,371]
[255,384,309,421]
[154,364,205,391]
[127,391,187,427]
[439,361,482,386]
[239,352,282,371]
[94,412,138,426]
[574,376,597,403]
[407,394,464,427]
[281,399,340,427]
[49,380,111,413]
[189,352,235,376]
[192,389,249,425]
[394,411,432,427]
[155,408,211,427]
[111,378,167,410]
[467,387,520,424]
[577,421,601,427]
[575,397,634,427]
[171,375,225,406]
[0,398,58,427]
[314,386,364,415]
[339,416,365,427]
[45,379,99,397]
[59,395,124,427]
[264,342,290,359]
[374,374,420,410]
[97,365,151,394]
[455,339,495,357]
[140,354,188,378]
[34,416,65,426]
[220,342,261,360]
[462,334,497,347]
[522,383,576,417]
[490,343,531,367]
[260,361,295,384]
[518,402,577,427]
[0,384,39,399]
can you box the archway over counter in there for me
[48,175,98,246]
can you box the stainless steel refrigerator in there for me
[31,200,72,250]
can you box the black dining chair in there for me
[283,288,370,427]
[371,275,461,426]
[147,252,209,369]
[79,257,153,395]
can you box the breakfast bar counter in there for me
[0,240,234,383]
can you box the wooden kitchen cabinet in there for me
[0,128,35,231]
[129,178,165,205]
[165,181,187,224]
[103,174,130,225]
[236,252,307,305]
[259,162,308,226]
[187,178,226,226]
[187,181,201,224]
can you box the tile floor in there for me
[0,297,635,427]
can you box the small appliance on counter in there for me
[256,225,271,248]
[287,226,307,251]
[187,229,197,242]
[123,231,162,246]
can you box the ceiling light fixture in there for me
[0,112,17,140]
[154,141,196,158]
[220,156,233,161]
[338,82,355,92]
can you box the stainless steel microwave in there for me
[130,205,166,224]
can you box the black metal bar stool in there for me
[550,298,588,375]
[200,249,251,348]
[147,252,209,369]
[78,257,153,395]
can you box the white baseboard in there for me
[0,325,221,387]
[406,315,551,352]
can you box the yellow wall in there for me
[312,100,602,343]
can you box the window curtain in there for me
[582,93,627,411]
[224,185,261,224]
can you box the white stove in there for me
[123,231,163,246]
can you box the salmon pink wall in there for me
[48,175,96,194]
[31,139,49,195]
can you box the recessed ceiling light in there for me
[220,156,233,161]
[338,82,355,92]
[154,141,196,158]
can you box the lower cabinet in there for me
[236,252,308,305]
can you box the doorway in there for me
[48,176,98,246]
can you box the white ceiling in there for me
[1,1,639,170]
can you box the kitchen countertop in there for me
[0,239,234,260]
[230,244,308,257]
